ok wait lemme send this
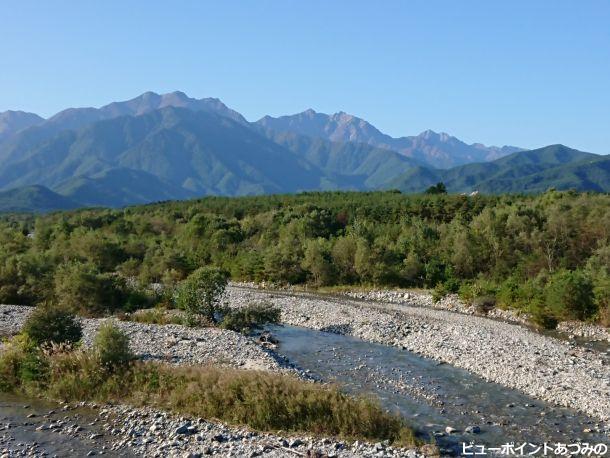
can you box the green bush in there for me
[458,278,498,307]
[220,303,281,334]
[545,270,596,321]
[592,275,609,326]
[53,262,128,316]
[93,323,133,370]
[0,334,48,390]
[432,277,460,302]
[174,267,228,323]
[22,306,82,346]
[431,283,449,303]
[529,308,559,330]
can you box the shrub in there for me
[93,323,133,370]
[544,270,596,321]
[174,267,228,323]
[53,262,128,316]
[425,182,447,194]
[529,308,559,330]
[0,334,48,390]
[431,283,448,303]
[458,278,498,311]
[22,306,82,346]
[592,275,609,326]
[125,308,187,326]
[432,278,460,303]
[220,303,281,334]
[472,295,496,315]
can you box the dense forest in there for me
[0,190,608,327]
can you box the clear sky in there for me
[1,1,609,153]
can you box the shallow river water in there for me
[0,393,130,456]
[270,324,609,454]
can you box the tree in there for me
[425,182,447,195]
[53,262,127,316]
[302,238,335,286]
[545,269,596,321]
[175,267,229,323]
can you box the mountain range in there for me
[257,110,523,168]
[0,91,607,212]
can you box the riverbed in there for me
[0,393,132,457]
[270,324,609,455]
[228,286,610,422]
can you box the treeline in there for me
[0,190,608,327]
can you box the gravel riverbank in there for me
[228,286,610,423]
[0,305,295,374]
[98,404,425,457]
[340,288,610,343]
[0,397,424,458]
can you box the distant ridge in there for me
[0,111,44,141]
[390,144,608,194]
[0,91,606,211]
[256,109,523,168]
[0,185,79,213]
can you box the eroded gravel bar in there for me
[228,286,610,422]
[0,305,293,373]
[98,404,424,457]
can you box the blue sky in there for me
[1,1,609,153]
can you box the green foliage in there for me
[0,191,608,324]
[0,335,48,390]
[458,278,498,304]
[220,303,281,334]
[425,182,447,195]
[53,262,128,316]
[544,270,596,321]
[431,282,456,303]
[93,323,133,370]
[22,306,82,346]
[529,307,559,330]
[174,267,229,323]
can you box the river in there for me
[0,393,131,457]
[270,324,609,455]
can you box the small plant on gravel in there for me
[220,302,281,334]
[472,295,496,315]
[122,308,188,326]
[174,267,229,324]
[93,323,134,370]
[431,279,458,303]
[22,305,82,346]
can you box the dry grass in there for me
[117,308,191,326]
